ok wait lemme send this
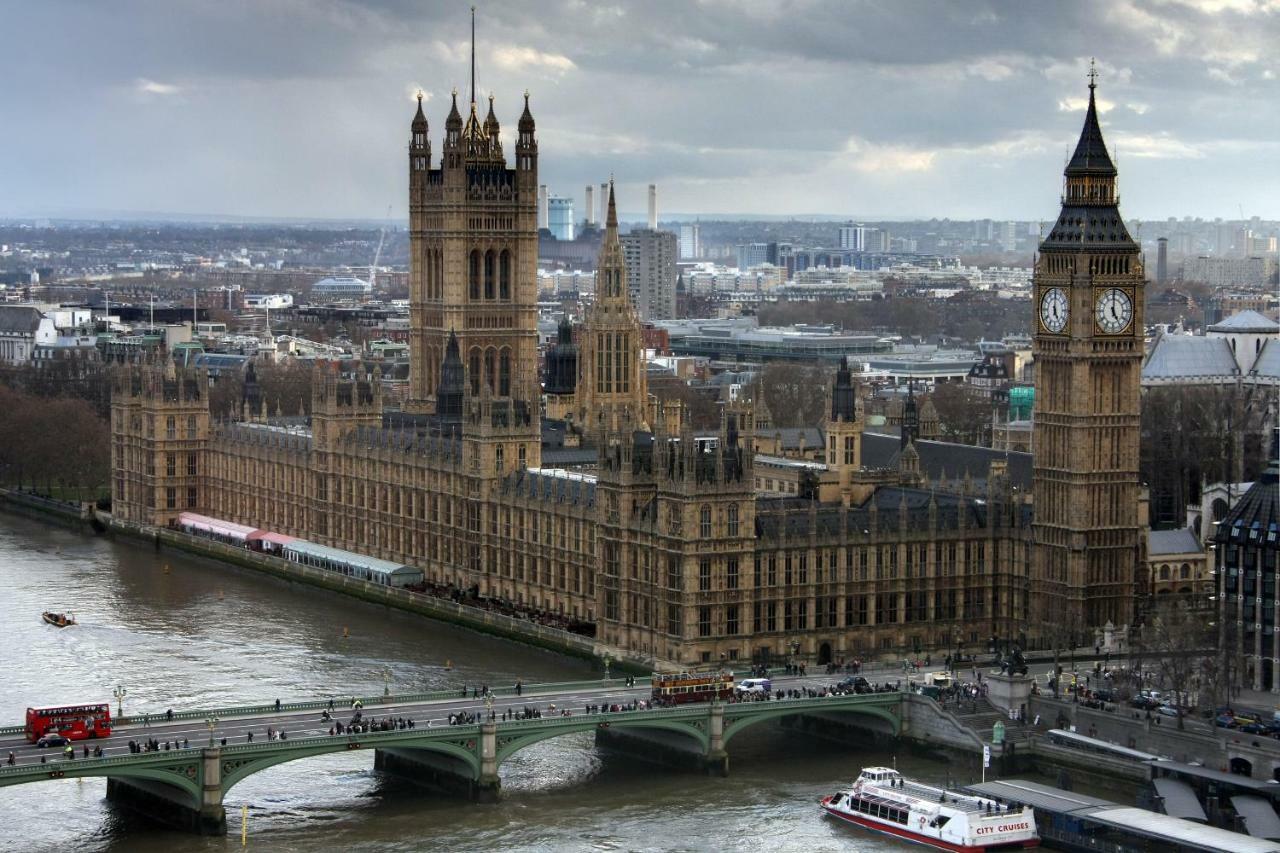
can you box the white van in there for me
[736,678,772,695]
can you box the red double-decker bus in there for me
[25,703,112,743]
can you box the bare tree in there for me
[754,362,830,428]
[929,383,991,446]
[1133,596,1213,729]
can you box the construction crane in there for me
[369,205,392,292]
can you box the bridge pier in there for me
[105,748,226,836]
[705,703,729,777]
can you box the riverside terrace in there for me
[0,675,903,836]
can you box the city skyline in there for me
[2,1,1278,223]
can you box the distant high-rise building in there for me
[1156,237,1168,284]
[647,184,657,230]
[585,185,595,226]
[548,196,574,241]
[735,242,769,270]
[679,223,701,260]
[621,228,677,321]
[999,220,1018,252]
[838,222,864,251]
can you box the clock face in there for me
[1095,287,1133,334]
[1039,287,1068,334]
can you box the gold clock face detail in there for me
[1039,287,1068,334]
[1095,287,1133,334]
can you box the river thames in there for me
[0,513,999,852]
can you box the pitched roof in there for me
[862,432,1033,491]
[1147,527,1202,557]
[1253,339,1280,378]
[1142,334,1238,380]
[1208,310,1279,334]
[0,305,44,334]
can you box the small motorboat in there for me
[42,612,76,628]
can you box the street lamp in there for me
[381,667,392,698]
[112,685,127,719]
[484,693,495,721]
[206,716,219,748]
[602,653,612,681]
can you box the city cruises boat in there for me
[821,767,1039,852]
[41,612,76,628]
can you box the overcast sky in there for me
[2,0,1277,222]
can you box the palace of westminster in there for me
[110,59,1149,669]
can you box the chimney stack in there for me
[648,184,657,230]
[585,185,595,226]
[538,185,549,230]
[599,183,609,226]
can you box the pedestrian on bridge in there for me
[166,709,173,722]
[6,751,14,766]
[275,699,282,713]
[516,680,523,696]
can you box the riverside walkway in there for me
[0,675,903,835]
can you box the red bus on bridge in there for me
[651,672,735,705]
[25,703,112,742]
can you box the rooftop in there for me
[1208,310,1279,334]
[1148,527,1202,557]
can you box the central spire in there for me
[470,5,477,108]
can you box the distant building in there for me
[620,228,677,322]
[244,294,294,310]
[1182,256,1278,288]
[0,305,57,364]
[838,222,865,251]
[735,242,769,270]
[548,196,574,241]
[310,277,372,302]
[679,223,701,260]
[1156,237,1169,284]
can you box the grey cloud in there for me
[1,0,1276,220]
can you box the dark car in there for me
[1239,721,1271,734]
[35,733,69,748]
[837,676,871,694]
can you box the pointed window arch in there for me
[499,348,511,396]
[469,250,481,301]
[499,250,511,300]
[484,348,497,392]
[469,348,481,396]
[484,250,496,300]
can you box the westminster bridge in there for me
[0,675,904,835]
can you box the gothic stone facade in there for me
[109,75,1150,668]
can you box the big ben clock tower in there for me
[1032,65,1145,641]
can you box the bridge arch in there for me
[0,763,204,806]
[721,702,900,747]
[220,737,482,795]
[495,716,709,768]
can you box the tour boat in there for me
[42,612,76,628]
[821,767,1038,852]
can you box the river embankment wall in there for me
[0,490,652,674]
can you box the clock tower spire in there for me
[1031,65,1146,645]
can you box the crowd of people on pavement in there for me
[403,582,594,637]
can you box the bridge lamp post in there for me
[602,653,612,681]
[112,685,127,719]
[381,667,392,698]
[206,716,219,748]
[484,693,494,722]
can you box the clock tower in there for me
[1031,66,1146,642]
